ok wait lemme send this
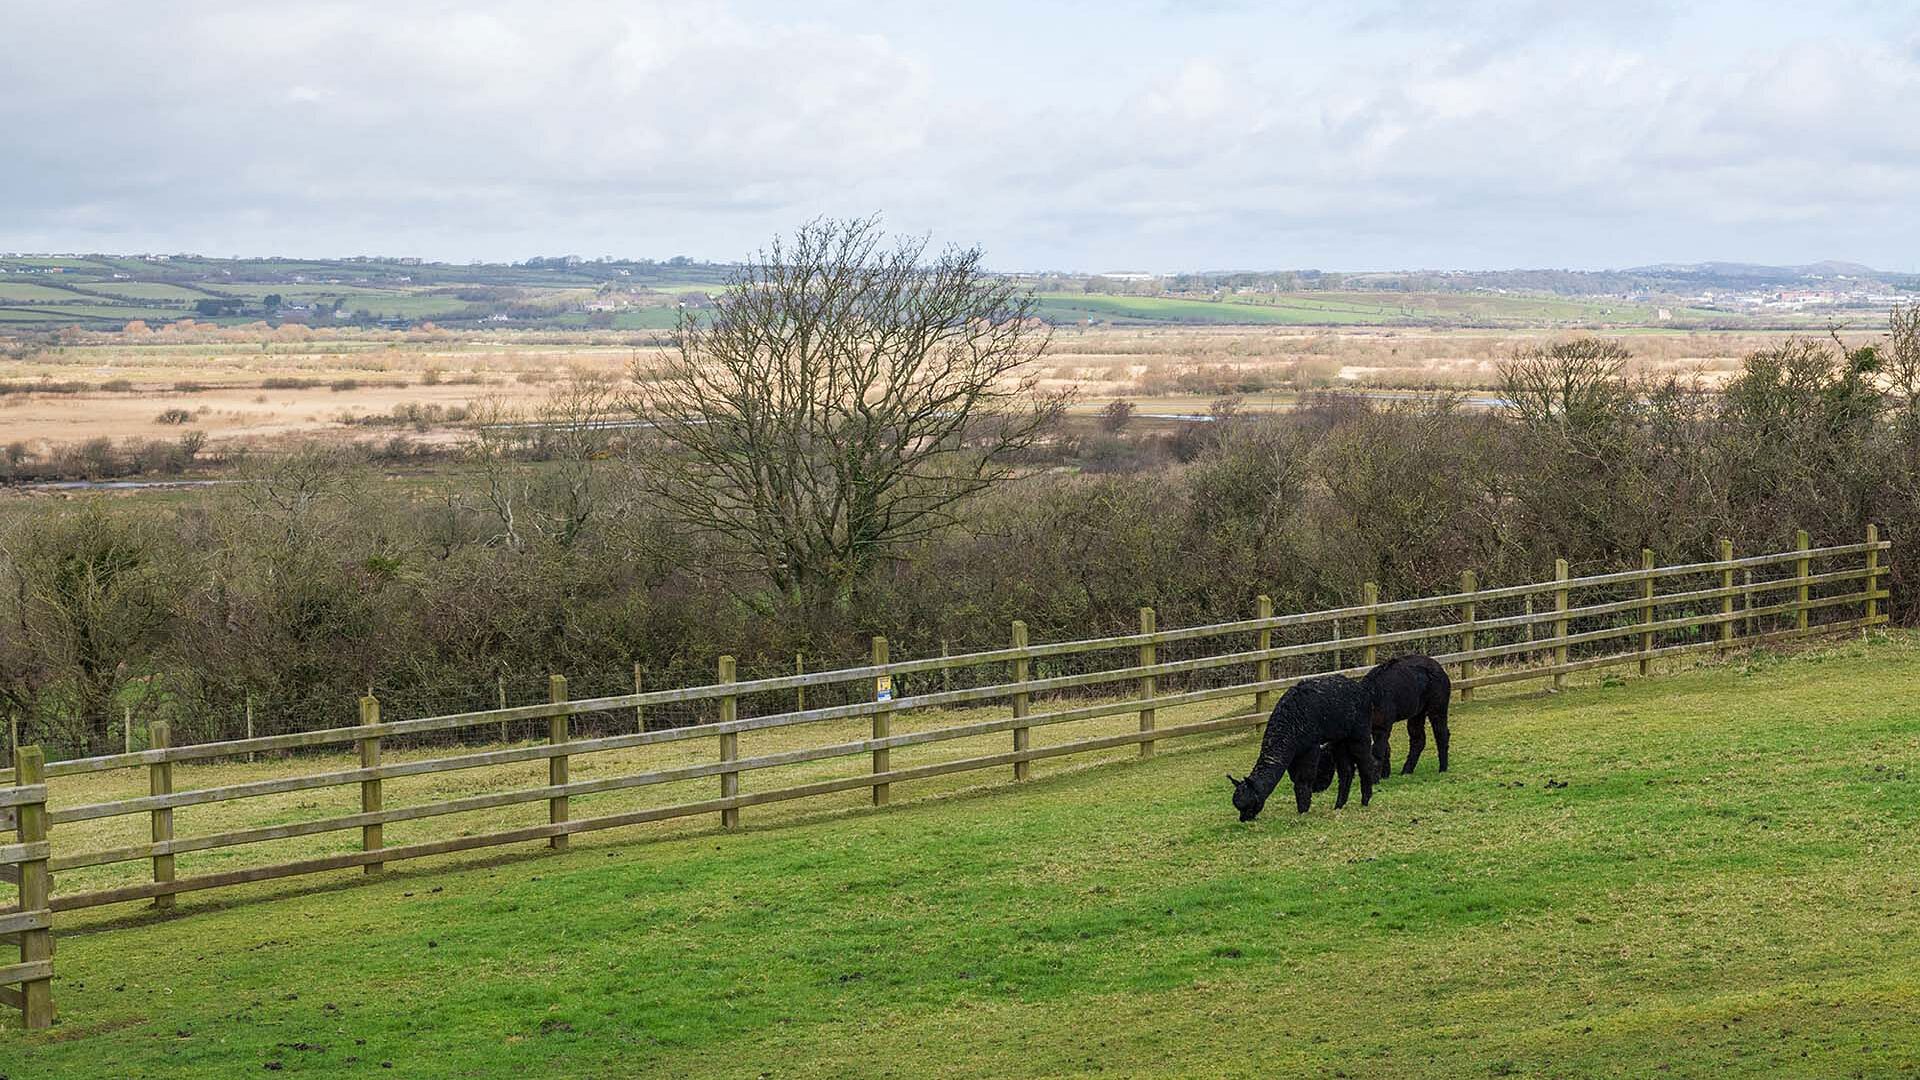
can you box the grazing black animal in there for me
[1362,654,1452,778]
[1310,743,1337,793]
[1227,675,1376,820]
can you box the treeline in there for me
[3,329,1917,757]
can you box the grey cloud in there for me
[1,0,1915,270]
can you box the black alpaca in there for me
[1362,654,1452,778]
[1227,675,1376,820]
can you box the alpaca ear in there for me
[1225,773,1241,786]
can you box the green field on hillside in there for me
[1033,290,1720,328]
[0,302,184,323]
[0,281,87,302]
[1036,292,1388,325]
[5,634,1916,1077]
[0,253,1762,333]
[198,283,477,318]
[76,282,214,302]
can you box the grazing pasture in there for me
[72,283,215,303]
[0,282,85,303]
[6,635,1918,1077]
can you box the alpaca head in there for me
[1226,773,1266,821]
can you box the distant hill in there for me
[1623,260,1882,280]
[0,253,1910,334]
[0,253,732,332]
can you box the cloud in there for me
[0,0,1914,270]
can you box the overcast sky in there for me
[4,1,1916,272]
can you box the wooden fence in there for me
[0,528,1890,1029]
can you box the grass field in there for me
[199,283,487,319]
[5,633,1917,1077]
[1031,291,1718,328]
[76,283,216,302]
[1037,293,1391,325]
[0,282,87,302]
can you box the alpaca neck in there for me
[1247,757,1289,799]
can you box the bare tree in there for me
[1098,399,1136,433]
[631,218,1063,613]
[236,444,363,551]
[465,376,616,550]
[1885,304,1920,440]
[1498,337,1635,435]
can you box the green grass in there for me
[548,307,683,330]
[1037,293,1386,325]
[75,283,209,303]
[0,303,187,322]
[0,258,101,270]
[0,281,89,302]
[198,284,480,319]
[7,635,1920,1077]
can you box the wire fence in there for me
[1,532,1887,772]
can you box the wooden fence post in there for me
[1362,582,1380,667]
[1524,595,1537,666]
[497,671,508,744]
[358,696,383,874]
[548,675,569,849]
[1254,595,1274,716]
[1331,618,1342,670]
[1011,621,1030,781]
[1719,538,1736,648]
[1795,529,1812,631]
[717,658,738,830]
[870,637,891,806]
[14,746,53,1028]
[1866,523,1881,630]
[1459,570,1477,702]
[1552,558,1570,691]
[1639,548,1655,677]
[123,703,133,756]
[1744,568,1756,637]
[1138,607,1156,758]
[245,693,255,763]
[635,662,646,732]
[794,654,805,713]
[941,640,952,694]
[149,720,175,910]
[6,717,15,771]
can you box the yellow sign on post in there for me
[875,675,894,703]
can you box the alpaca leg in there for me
[1432,702,1451,772]
[1402,715,1427,774]
[1350,736,1376,806]
[1373,728,1393,782]
[1333,749,1355,810]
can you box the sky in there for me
[3,0,1917,273]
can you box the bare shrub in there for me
[632,217,1062,613]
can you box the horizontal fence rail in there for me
[0,527,1890,1030]
[0,539,1885,786]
